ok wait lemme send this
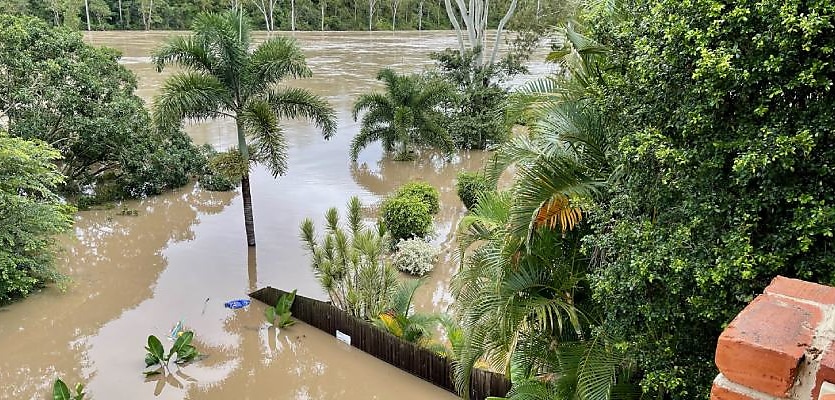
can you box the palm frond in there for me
[509,155,601,243]
[266,87,337,139]
[353,92,394,121]
[242,99,286,177]
[191,12,250,93]
[152,35,214,74]
[534,194,584,232]
[248,36,312,89]
[349,126,392,161]
[390,278,424,315]
[152,72,232,127]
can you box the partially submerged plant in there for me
[373,279,440,345]
[300,196,398,319]
[392,238,439,276]
[266,289,297,328]
[53,378,85,400]
[144,332,199,376]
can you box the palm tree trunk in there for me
[236,118,256,246]
[241,174,256,246]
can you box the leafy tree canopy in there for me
[0,14,203,200]
[586,0,835,397]
[0,132,74,303]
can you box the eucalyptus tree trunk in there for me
[236,119,256,246]
[118,0,123,27]
[391,0,399,30]
[443,0,519,67]
[84,0,91,30]
[320,1,325,30]
[417,0,423,30]
[290,0,296,30]
[368,0,376,30]
[251,0,272,30]
[268,0,275,30]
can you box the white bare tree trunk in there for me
[368,0,376,30]
[291,0,296,30]
[391,0,400,30]
[252,0,271,30]
[84,0,91,30]
[269,0,276,30]
[443,0,518,67]
[417,0,423,30]
[118,0,123,27]
[320,1,325,30]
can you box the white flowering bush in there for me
[392,239,439,276]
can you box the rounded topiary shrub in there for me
[395,181,440,214]
[380,195,433,241]
[456,171,491,210]
[392,239,438,276]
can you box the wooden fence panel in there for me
[251,287,510,400]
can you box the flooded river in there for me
[0,31,550,399]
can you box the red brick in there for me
[710,382,757,400]
[715,294,822,397]
[765,276,835,305]
[813,348,835,399]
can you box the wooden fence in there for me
[250,286,510,400]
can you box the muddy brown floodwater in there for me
[0,31,550,399]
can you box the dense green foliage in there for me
[430,49,511,150]
[393,181,439,214]
[0,133,75,303]
[153,11,336,245]
[583,0,835,397]
[1,0,564,31]
[0,14,203,202]
[351,69,455,161]
[381,193,433,241]
[455,171,491,210]
[468,0,835,398]
[196,146,238,192]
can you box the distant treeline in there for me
[1,0,567,31]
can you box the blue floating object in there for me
[224,299,251,309]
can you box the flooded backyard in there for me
[0,31,550,399]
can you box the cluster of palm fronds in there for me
[350,68,457,161]
[449,15,643,400]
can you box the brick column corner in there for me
[711,276,835,400]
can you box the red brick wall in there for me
[711,276,835,400]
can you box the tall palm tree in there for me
[152,11,336,246]
[350,68,455,161]
[486,21,615,245]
